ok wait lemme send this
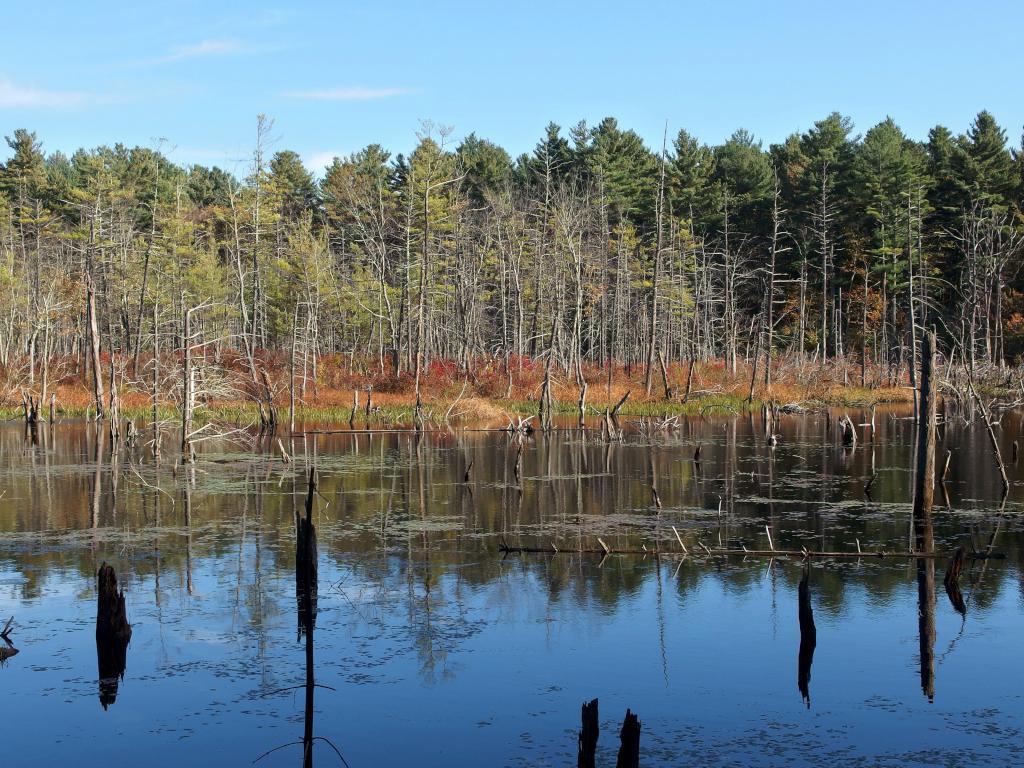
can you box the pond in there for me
[1,407,1021,767]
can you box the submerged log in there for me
[96,563,132,710]
[577,698,599,768]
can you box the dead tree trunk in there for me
[913,331,937,550]
[616,709,641,768]
[86,273,105,420]
[577,698,599,768]
[181,304,193,461]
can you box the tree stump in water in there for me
[577,698,599,768]
[616,709,641,768]
[839,415,857,448]
[96,563,132,710]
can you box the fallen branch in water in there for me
[498,539,1004,561]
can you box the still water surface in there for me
[1,409,1022,766]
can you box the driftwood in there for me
[96,563,132,710]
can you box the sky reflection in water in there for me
[1,409,1022,767]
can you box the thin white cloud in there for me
[0,77,92,108]
[284,87,411,102]
[140,39,246,66]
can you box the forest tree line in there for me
[2,110,1023,419]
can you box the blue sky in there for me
[2,0,1022,174]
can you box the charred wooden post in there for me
[96,563,131,710]
[577,698,599,768]
[616,709,641,768]
[349,389,359,429]
[365,385,374,418]
[797,567,817,709]
[913,331,937,552]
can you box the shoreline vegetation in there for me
[3,351,924,429]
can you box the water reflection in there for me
[0,411,1023,765]
[298,470,318,767]
[95,563,131,710]
[797,565,816,708]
